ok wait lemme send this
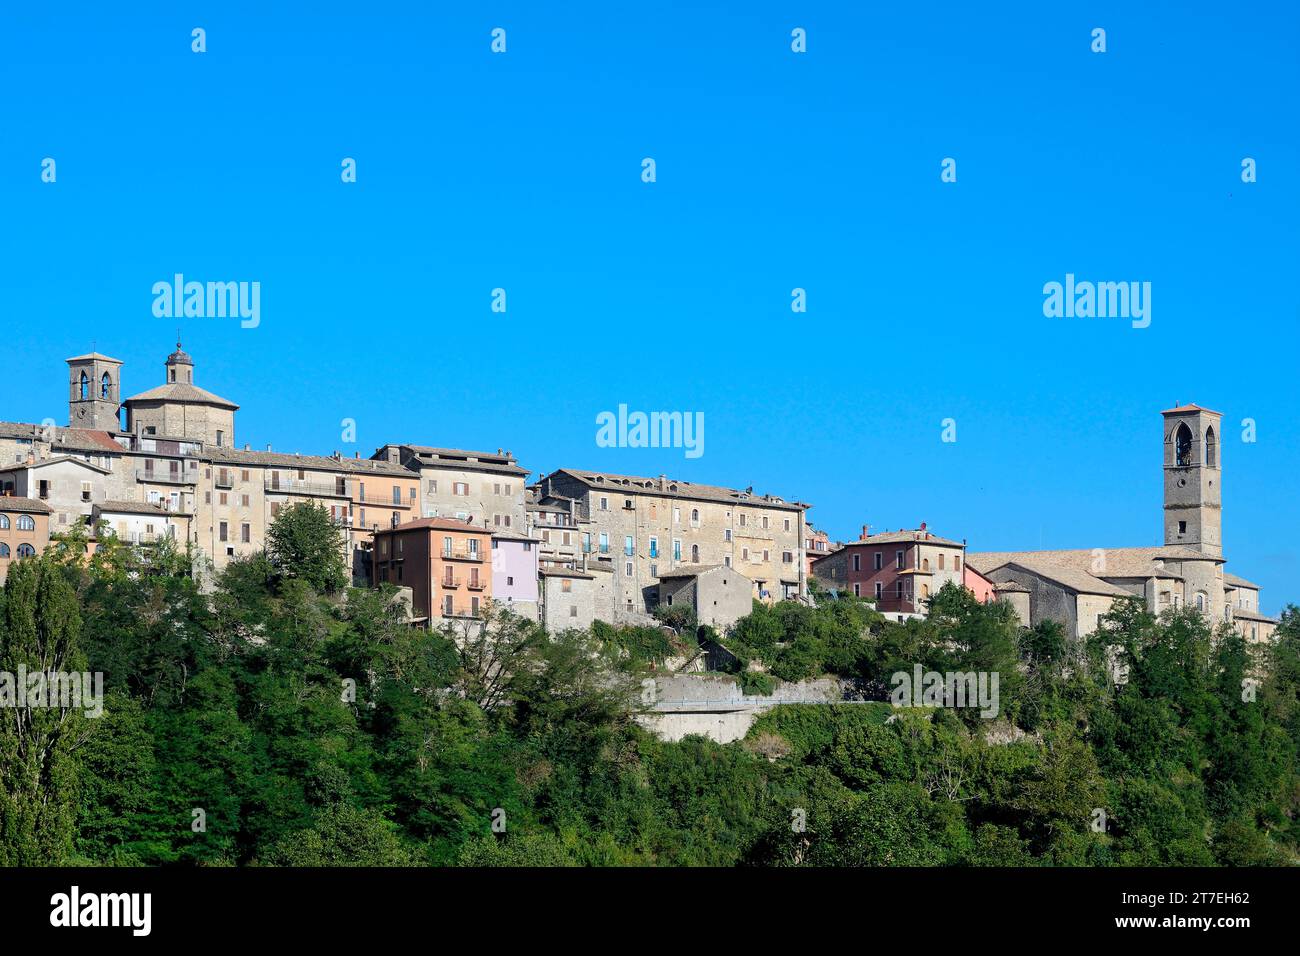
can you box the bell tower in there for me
[66,351,124,431]
[1162,403,1222,557]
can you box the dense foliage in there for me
[1,503,1297,866]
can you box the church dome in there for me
[166,343,194,366]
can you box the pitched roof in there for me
[96,500,174,517]
[838,529,964,548]
[373,517,491,535]
[0,496,53,514]
[52,429,124,454]
[382,445,528,476]
[1224,572,1261,590]
[540,567,595,579]
[1232,607,1278,624]
[124,382,239,410]
[0,454,112,476]
[208,447,415,476]
[657,563,725,579]
[993,559,1134,598]
[1161,403,1222,416]
[65,352,123,364]
[967,546,1215,579]
[547,468,807,511]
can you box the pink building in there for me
[964,562,996,603]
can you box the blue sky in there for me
[1,2,1297,612]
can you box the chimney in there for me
[265,444,272,452]
[355,452,360,459]
[920,521,927,532]
[860,524,869,541]
[243,443,250,451]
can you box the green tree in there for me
[265,502,349,593]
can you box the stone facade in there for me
[372,445,527,531]
[538,469,808,618]
[656,564,753,631]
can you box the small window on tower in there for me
[1178,521,1187,534]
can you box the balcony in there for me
[442,548,485,562]
[136,469,196,486]
[357,491,415,507]
[442,576,461,589]
[874,594,919,614]
[214,473,234,489]
[266,479,349,498]
[467,578,486,591]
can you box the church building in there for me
[968,404,1278,643]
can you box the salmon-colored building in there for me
[964,562,997,603]
[810,523,967,621]
[372,517,492,625]
[0,496,53,582]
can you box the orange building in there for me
[0,497,53,582]
[372,517,492,625]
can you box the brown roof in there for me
[548,468,807,511]
[1224,572,1261,590]
[1233,607,1278,623]
[96,500,174,517]
[65,352,123,364]
[1161,403,1222,416]
[540,567,594,579]
[209,447,415,477]
[657,563,727,579]
[384,445,528,476]
[991,559,1134,598]
[837,529,964,548]
[124,382,239,410]
[53,429,123,454]
[373,517,491,535]
[967,546,1215,579]
[0,496,53,514]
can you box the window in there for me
[79,371,89,400]
[454,482,469,496]
[742,547,750,561]
[241,524,251,543]
[599,533,609,553]
[874,552,883,570]
[673,539,682,561]
[0,544,8,557]
[938,554,945,570]
[724,556,731,568]
[1174,422,1193,466]
[1196,592,1206,611]
[569,606,578,618]
[691,508,700,526]
[762,515,769,530]
[782,551,793,564]
[582,532,592,553]
[392,486,402,504]
[649,536,659,558]
[100,372,111,398]
[692,544,700,562]
[955,555,962,572]
[216,430,225,448]
[853,583,861,597]
[1178,520,1187,534]
[624,535,634,556]
[896,550,904,569]
[853,554,861,572]
[725,529,732,542]
[444,596,454,616]
[1205,426,1217,467]
[762,549,769,562]
[673,507,680,524]
[0,516,8,529]
[875,582,883,599]
[16,544,35,558]
[219,521,228,542]
[562,578,572,593]
[739,514,747,527]
[16,515,35,531]
[625,562,633,576]
[784,518,791,532]
[600,496,609,511]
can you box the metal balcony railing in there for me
[266,479,349,497]
[137,469,196,485]
[442,548,485,562]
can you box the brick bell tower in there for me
[1162,403,1222,557]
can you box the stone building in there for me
[537,469,808,618]
[122,344,239,448]
[656,564,753,631]
[539,565,615,633]
[370,444,528,530]
[968,404,1278,642]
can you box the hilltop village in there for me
[0,344,1278,644]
